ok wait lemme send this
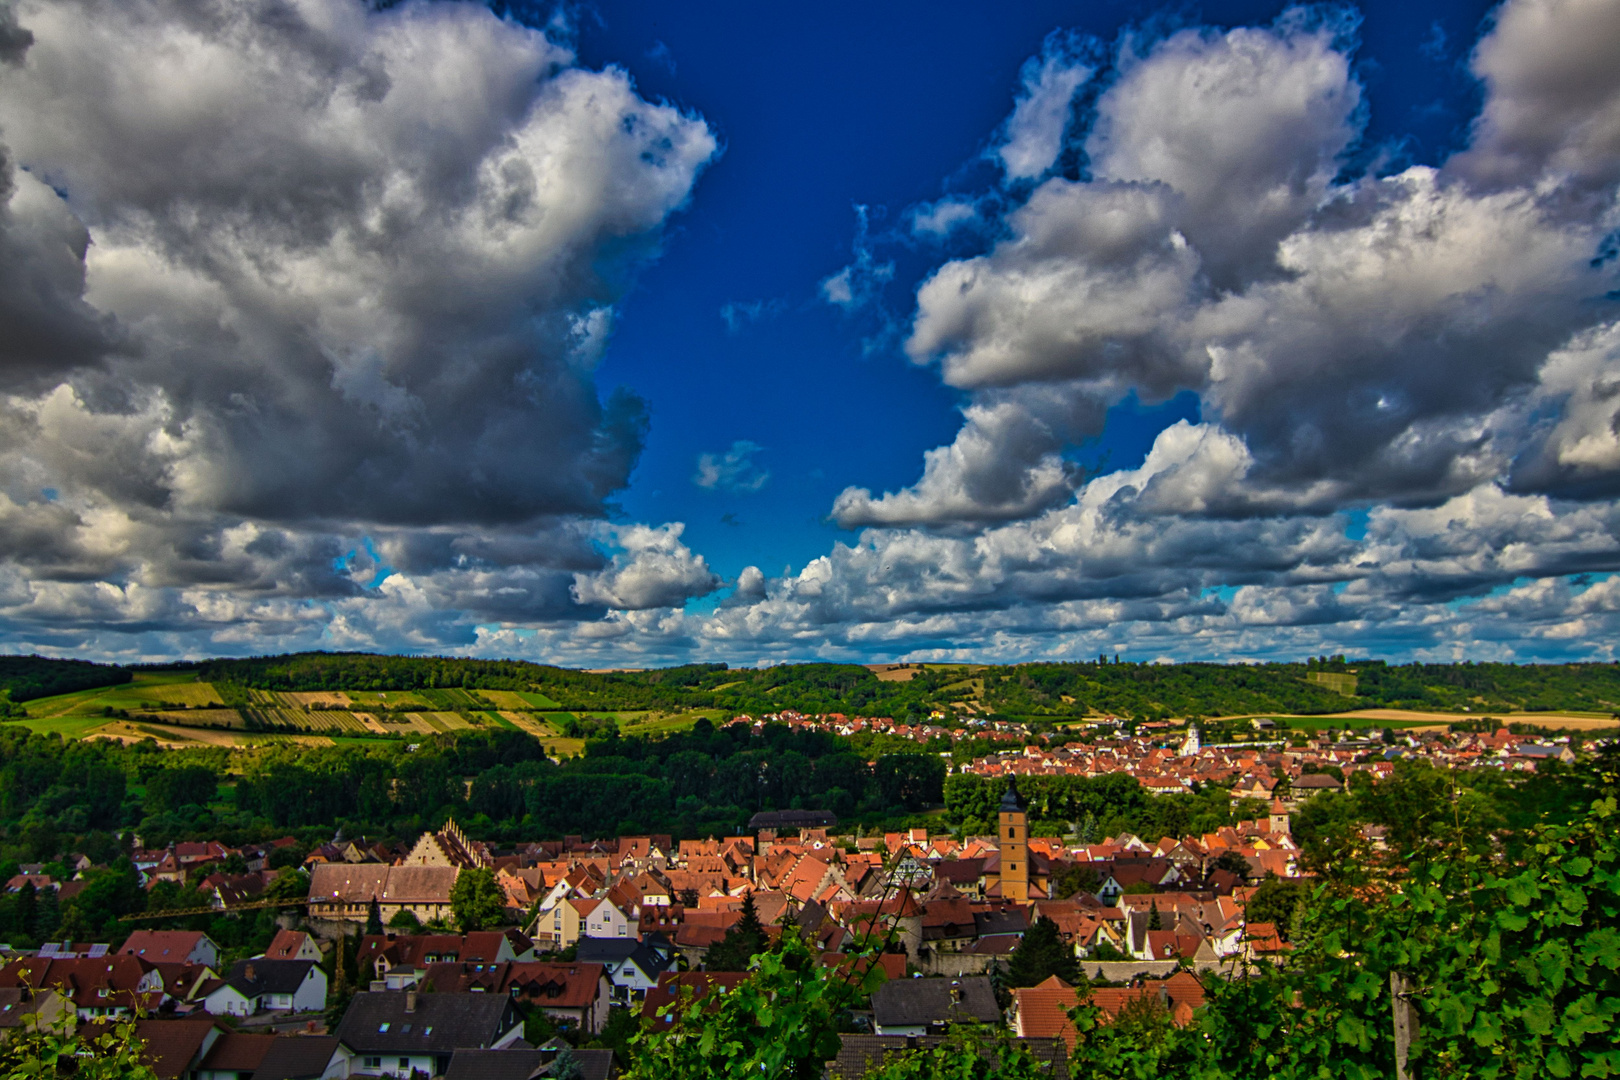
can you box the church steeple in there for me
[999,777,1028,902]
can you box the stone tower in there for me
[999,777,1028,902]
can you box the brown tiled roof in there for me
[499,962,607,1010]
[248,1036,340,1080]
[118,931,209,962]
[309,864,458,904]
[263,930,311,961]
[200,1032,277,1072]
[81,1018,219,1080]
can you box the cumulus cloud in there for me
[0,0,717,652]
[571,523,721,611]
[4,0,1620,669]
[686,0,1620,665]
[866,1,1620,530]
[693,440,770,493]
[997,34,1093,181]
[1451,0,1620,191]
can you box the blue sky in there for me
[578,0,1497,582]
[0,0,1618,666]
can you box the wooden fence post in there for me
[1391,971,1415,1080]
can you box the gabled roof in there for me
[220,959,317,997]
[500,963,609,1009]
[336,992,519,1054]
[575,938,673,979]
[0,955,161,1010]
[442,1048,546,1080]
[199,1032,277,1073]
[870,976,1000,1027]
[262,930,315,961]
[80,1018,219,1080]
[249,1036,341,1080]
[118,931,212,962]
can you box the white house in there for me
[335,991,523,1079]
[574,939,673,1003]
[203,959,326,1016]
[579,897,633,940]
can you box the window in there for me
[618,924,627,936]
[364,1058,381,1069]
[399,1059,410,1071]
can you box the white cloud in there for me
[693,440,770,493]
[909,198,978,238]
[998,38,1092,181]
[0,0,719,653]
[571,523,721,611]
[1452,0,1620,190]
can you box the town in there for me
[0,710,1597,1080]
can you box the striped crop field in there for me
[418,688,491,709]
[113,682,227,708]
[499,711,554,738]
[147,709,246,729]
[478,691,534,711]
[280,690,354,708]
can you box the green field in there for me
[4,669,597,752]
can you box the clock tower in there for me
[999,777,1028,902]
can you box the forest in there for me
[0,654,129,706]
[162,651,1620,720]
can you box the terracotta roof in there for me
[309,864,458,904]
[262,930,312,961]
[118,931,210,962]
[500,962,608,1010]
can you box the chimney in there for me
[405,989,417,1013]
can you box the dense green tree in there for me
[1243,878,1310,940]
[450,868,506,932]
[705,891,768,972]
[1054,863,1102,899]
[1005,917,1081,988]
[144,765,219,813]
[388,908,422,931]
[626,927,883,1080]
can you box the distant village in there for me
[745,710,1580,787]
[0,718,1592,1080]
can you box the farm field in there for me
[1215,709,1620,732]
[7,670,604,754]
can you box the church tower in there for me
[999,777,1028,902]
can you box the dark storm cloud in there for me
[0,0,720,651]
